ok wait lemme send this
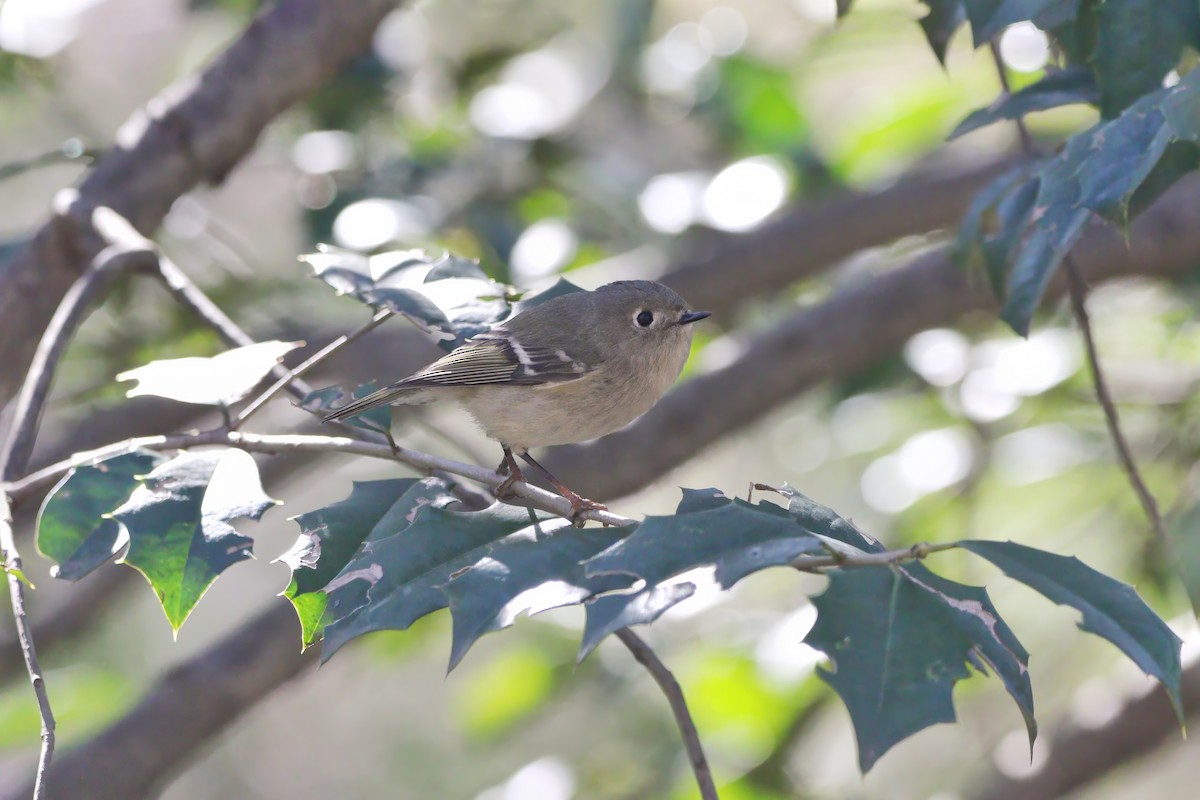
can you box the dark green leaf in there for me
[950,67,1098,140]
[510,277,584,314]
[114,449,278,632]
[116,341,301,406]
[37,450,167,581]
[1169,500,1200,615]
[1091,0,1198,118]
[299,382,393,438]
[443,524,631,669]
[964,0,1065,46]
[578,583,698,660]
[1001,69,1200,334]
[278,477,435,647]
[807,568,974,772]
[836,0,855,18]
[762,483,886,554]
[960,539,1183,718]
[320,501,554,661]
[953,164,1037,298]
[302,247,513,351]
[919,0,967,64]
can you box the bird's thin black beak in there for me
[679,310,711,325]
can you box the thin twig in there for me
[233,308,395,428]
[988,39,1167,545]
[1065,263,1168,542]
[615,629,718,800]
[0,492,54,799]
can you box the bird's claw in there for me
[566,494,607,526]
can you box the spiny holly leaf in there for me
[918,0,967,64]
[302,246,513,351]
[443,523,631,670]
[807,568,975,772]
[509,276,585,315]
[900,562,1036,747]
[277,477,439,647]
[954,163,1039,293]
[320,501,554,662]
[1002,68,1200,334]
[579,491,825,655]
[758,483,885,554]
[950,66,1098,140]
[37,450,167,580]
[1169,501,1200,615]
[114,449,278,633]
[116,340,301,406]
[299,381,392,437]
[959,539,1184,719]
[1091,0,1199,118]
[964,0,1066,47]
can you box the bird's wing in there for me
[400,330,595,387]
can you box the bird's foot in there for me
[563,491,608,526]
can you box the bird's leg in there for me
[519,452,607,523]
[494,446,526,501]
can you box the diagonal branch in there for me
[0,0,406,405]
[616,629,718,800]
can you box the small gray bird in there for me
[323,280,710,517]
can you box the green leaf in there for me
[443,523,630,669]
[116,340,301,406]
[964,0,1065,46]
[959,540,1183,718]
[762,483,886,554]
[277,477,432,647]
[1091,0,1199,118]
[836,0,855,17]
[302,246,513,351]
[320,501,555,662]
[36,450,167,580]
[1169,501,1200,614]
[579,493,825,655]
[918,0,967,64]
[509,276,584,314]
[950,66,1098,140]
[298,381,392,437]
[807,568,975,772]
[1001,69,1200,334]
[953,163,1039,297]
[113,449,278,633]
[1,564,32,588]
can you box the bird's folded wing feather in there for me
[400,330,595,387]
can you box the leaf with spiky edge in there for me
[964,0,1067,47]
[960,539,1183,721]
[918,0,967,65]
[116,341,301,407]
[299,381,393,438]
[950,66,1098,140]
[578,583,698,660]
[1091,0,1199,118]
[443,523,633,670]
[278,477,448,647]
[320,501,555,662]
[114,449,278,633]
[37,450,167,581]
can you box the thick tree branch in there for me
[0,0,405,404]
[541,174,1200,501]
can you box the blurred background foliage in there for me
[0,0,1198,798]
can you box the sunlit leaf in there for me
[113,449,278,632]
[950,66,1098,140]
[959,539,1184,719]
[37,450,167,580]
[116,340,301,406]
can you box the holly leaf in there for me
[37,450,167,580]
[963,0,1066,47]
[277,477,441,647]
[302,246,513,351]
[950,66,1098,140]
[298,381,393,437]
[113,449,278,633]
[443,523,631,669]
[806,568,975,772]
[320,501,554,661]
[116,340,301,406]
[1091,0,1199,118]
[959,539,1183,720]
[1000,68,1200,334]
[918,0,967,64]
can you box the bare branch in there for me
[0,0,406,404]
[616,629,718,800]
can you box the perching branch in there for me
[616,629,718,800]
[988,41,1167,546]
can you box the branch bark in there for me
[0,0,405,404]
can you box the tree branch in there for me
[0,0,406,404]
[616,629,718,800]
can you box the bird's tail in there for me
[322,384,425,423]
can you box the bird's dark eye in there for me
[635,310,654,328]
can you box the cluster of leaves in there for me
[841,1,1200,335]
[32,246,1183,771]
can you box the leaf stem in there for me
[615,629,718,800]
[988,39,1167,548]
